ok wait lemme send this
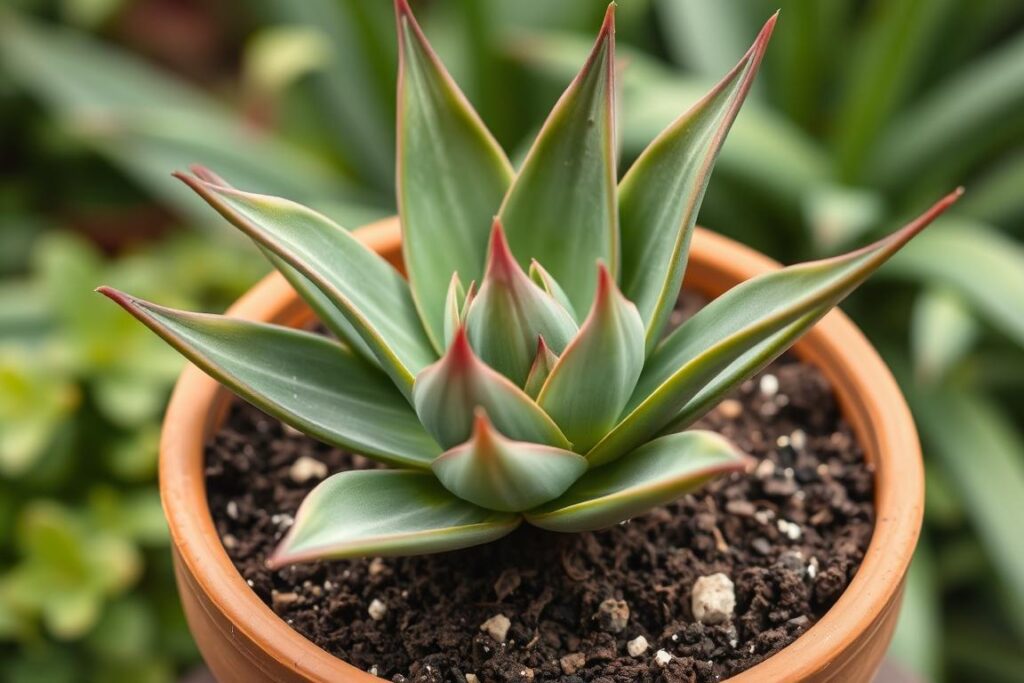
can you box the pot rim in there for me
[160,218,923,682]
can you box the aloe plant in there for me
[98,1,960,567]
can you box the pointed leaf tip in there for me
[466,222,579,384]
[537,262,644,452]
[269,470,519,566]
[497,0,618,315]
[618,12,776,352]
[432,410,587,512]
[396,0,513,350]
[413,326,571,450]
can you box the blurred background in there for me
[0,0,1022,681]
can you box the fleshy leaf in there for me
[269,470,520,566]
[498,4,618,314]
[412,327,571,450]
[586,190,963,466]
[188,166,379,366]
[97,288,439,469]
[176,170,436,397]
[537,265,644,453]
[529,260,578,321]
[523,337,558,399]
[465,222,578,385]
[619,15,776,352]
[396,0,514,351]
[442,273,475,350]
[526,431,747,532]
[432,410,587,512]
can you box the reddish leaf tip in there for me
[447,325,476,370]
[594,261,614,301]
[485,218,522,283]
[95,285,131,307]
[536,335,550,356]
[599,3,617,37]
[394,0,413,18]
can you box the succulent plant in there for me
[98,1,960,567]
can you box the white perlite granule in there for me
[691,573,736,625]
[627,635,650,657]
[367,598,387,621]
[480,613,511,642]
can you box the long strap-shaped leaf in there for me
[586,190,962,466]
[619,14,776,353]
[269,470,520,567]
[97,288,440,469]
[396,0,514,352]
[176,170,437,398]
[189,165,382,367]
[413,327,571,450]
[432,410,587,512]
[498,4,618,314]
[537,264,644,453]
[526,431,746,532]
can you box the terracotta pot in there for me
[161,217,923,682]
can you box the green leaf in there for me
[619,15,774,351]
[465,223,578,385]
[185,167,378,366]
[0,12,383,230]
[254,0,396,190]
[262,247,378,366]
[909,388,1024,620]
[269,470,520,566]
[507,29,831,213]
[523,336,558,399]
[831,0,958,181]
[885,217,1024,348]
[97,288,439,469]
[586,190,962,466]
[910,287,978,384]
[529,260,578,321]
[526,431,746,532]
[870,30,1024,189]
[177,170,436,396]
[396,0,514,351]
[654,0,754,78]
[412,327,571,450]
[958,150,1024,227]
[432,409,587,512]
[442,272,474,349]
[498,5,618,314]
[537,265,644,453]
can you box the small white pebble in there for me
[368,598,388,621]
[246,579,255,587]
[368,557,386,576]
[226,501,238,519]
[289,455,328,483]
[465,675,479,683]
[753,508,775,525]
[654,649,674,667]
[691,573,736,625]
[808,556,819,579]
[759,374,779,397]
[560,653,586,675]
[775,435,790,448]
[755,459,776,479]
[777,519,803,541]
[627,635,649,657]
[221,533,238,549]
[368,665,379,677]
[480,613,511,642]
[790,429,807,450]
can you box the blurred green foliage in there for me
[1,0,1022,681]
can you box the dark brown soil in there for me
[205,342,874,682]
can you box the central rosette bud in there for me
[411,220,646,511]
